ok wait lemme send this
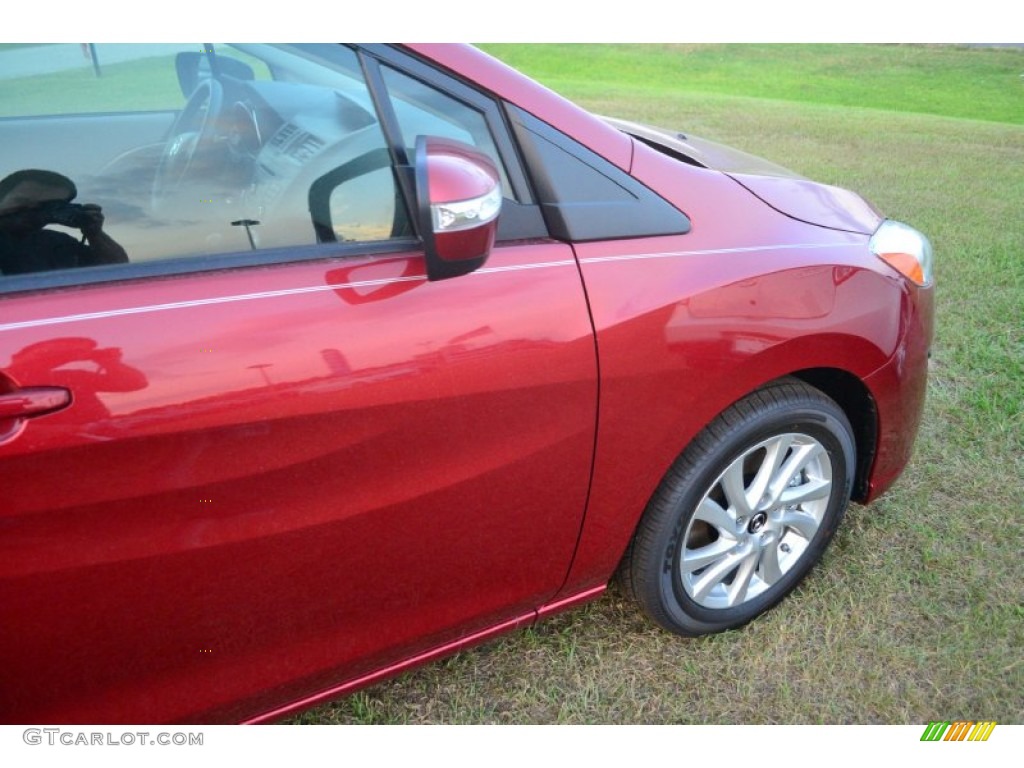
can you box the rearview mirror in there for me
[415,136,501,281]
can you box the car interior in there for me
[0,44,500,271]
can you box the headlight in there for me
[869,220,934,286]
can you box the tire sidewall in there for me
[651,395,855,634]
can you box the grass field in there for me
[291,44,1023,725]
[479,44,1024,125]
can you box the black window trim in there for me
[0,238,422,297]
[357,44,538,208]
[506,104,692,242]
[356,44,550,244]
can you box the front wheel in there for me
[620,379,856,636]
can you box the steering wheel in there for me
[152,78,225,207]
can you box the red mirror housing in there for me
[415,136,501,281]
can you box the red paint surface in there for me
[0,44,933,723]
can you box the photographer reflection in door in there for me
[0,169,128,275]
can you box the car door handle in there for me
[0,387,72,420]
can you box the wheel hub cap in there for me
[678,432,834,610]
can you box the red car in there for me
[0,44,933,724]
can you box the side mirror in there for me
[415,136,501,281]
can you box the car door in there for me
[0,44,596,724]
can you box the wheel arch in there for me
[558,336,889,601]
[673,337,883,508]
[617,374,861,634]
[788,367,878,503]
[616,367,877,574]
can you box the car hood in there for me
[603,116,883,235]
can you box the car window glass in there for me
[327,167,402,242]
[0,44,410,282]
[0,44,194,117]
[380,65,515,199]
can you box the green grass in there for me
[290,44,1024,725]
[478,44,1024,125]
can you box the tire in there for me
[620,378,856,636]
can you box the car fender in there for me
[555,250,909,599]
